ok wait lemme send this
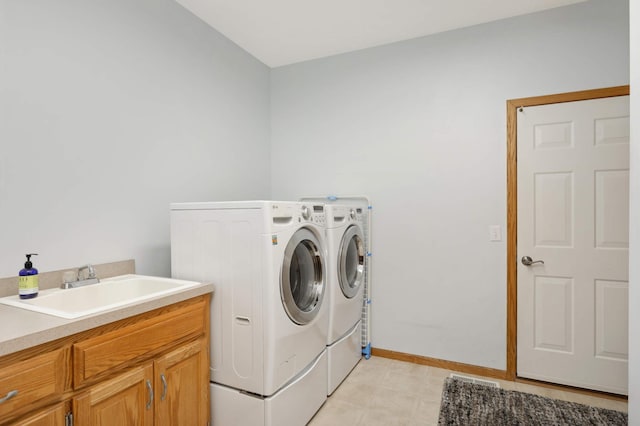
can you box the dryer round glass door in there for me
[338,225,365,299]
[281,228,325,325]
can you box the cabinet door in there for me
[155,338,209,425]
[73,363,154,426]
[14,401,67,426]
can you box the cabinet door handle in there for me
[0,390,18,404]
[145,379,153,410]
[160,373,167,401]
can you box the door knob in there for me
[521,256,544,266]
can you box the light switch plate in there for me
[489,225,502,241]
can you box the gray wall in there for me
[270,0,630,369]
[628,0,638,422]
[0,0,271,278]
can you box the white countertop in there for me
[0,282,213,357]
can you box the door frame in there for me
[505,85,630,380]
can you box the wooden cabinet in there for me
[72,338,208,426]
[13,401,68,426]
[0,295,210,426]
[0,347,71,423]
[73,298,206,388]
[155,338,208,425]
[73,363,154,426]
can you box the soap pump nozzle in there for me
[24,253,38,269]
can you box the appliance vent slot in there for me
[449,374,500,388]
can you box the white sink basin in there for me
[0,274,201,319]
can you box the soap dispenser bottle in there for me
[19,253,39,299]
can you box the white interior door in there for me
[517,95,629,395]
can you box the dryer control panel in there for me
[353,207,364,223]
[301,204,325,225]
[325,204,365,228]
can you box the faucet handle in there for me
[77,264,97,280]
[61,270,76,289]
[63,270,76,283]
[86,264,97,279]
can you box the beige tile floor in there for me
[308,356,628,426]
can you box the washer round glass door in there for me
[281,228,325,325]
[338,225,365,299]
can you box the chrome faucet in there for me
[61,264,100,289]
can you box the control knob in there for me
[301,205,311,220]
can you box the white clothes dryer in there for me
[324,204,366,395]
[170,201,329,426]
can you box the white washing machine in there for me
[324,204,366,395]
[170,201,329,426]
